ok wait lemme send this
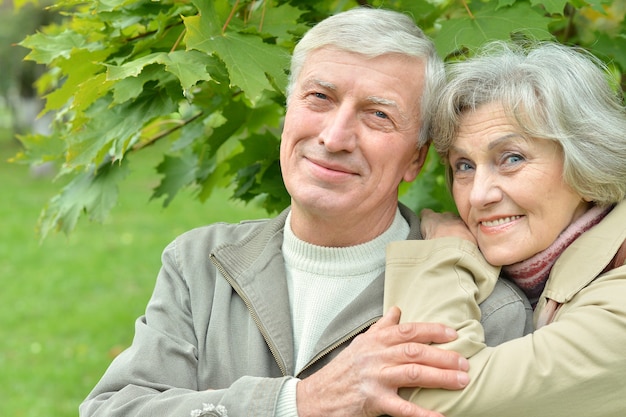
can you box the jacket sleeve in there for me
[385,239,626,417]
[79,238,291,417]
[384,238,500,359]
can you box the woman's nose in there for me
[469,167,503,208]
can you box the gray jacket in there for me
[80,204,532,417]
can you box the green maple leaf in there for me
[528,0,569,15]
[42,47,112,114]
[183,1,290,105]
[37,159,130,239]
[152,151,200,206]
[20,30,87,64]
[11,130,66,165]
[66,86,177,168]
[435,1,555,57]
[244,2,308,46]
[106,50,217,94]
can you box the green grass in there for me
[0,137,268,417]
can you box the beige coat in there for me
[384,200,626,417]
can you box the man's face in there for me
[280,48,428,244]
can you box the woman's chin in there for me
[482,249,524,267]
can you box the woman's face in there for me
[449,102,589,266]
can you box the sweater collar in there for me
[282,208,410,277]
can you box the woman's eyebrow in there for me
[487,133,526,150]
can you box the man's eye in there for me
[504,153,524,164]
[374,110,388,119]
[314,92,327,100]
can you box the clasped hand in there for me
[296,306,468,417]
[420,209,476,244]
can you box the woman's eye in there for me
[454,160,473,172]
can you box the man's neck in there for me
[288,204,403,247]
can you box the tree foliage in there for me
[12,0,625,239]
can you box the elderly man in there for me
[80,7,531,417]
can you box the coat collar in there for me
[543,200,626,303]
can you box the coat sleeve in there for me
[79,238,290,417]
[384,238,500,359]
[385,238,626,417]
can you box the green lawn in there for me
[0,137,268,417]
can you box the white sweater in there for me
[275,208,410,416]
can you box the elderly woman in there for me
[384,41,626,417]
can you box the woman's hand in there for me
[420,208,476,244]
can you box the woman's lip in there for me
[479,215,523,227]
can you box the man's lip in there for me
[306,156,356,175]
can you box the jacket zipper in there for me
[210,254,288,376]
[299,316,380,376]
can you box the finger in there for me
[373,305,402,329]
[363,318,459,353]
[376,394,445,417]
[382,361,470,390]
[420,208,435,217]
[384,340,468,372]
[396,320,459,345]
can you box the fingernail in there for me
[457,371,470,387]
[445,328,458,339]
[458,357,469,371]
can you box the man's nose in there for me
[319,106,357,152]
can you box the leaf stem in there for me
[461,0,475,19]
[170,28,186,53]
[222,0,240,33]
[259,1,266,33]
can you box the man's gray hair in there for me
[286,7,444,147]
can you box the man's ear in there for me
[403,144,430,182]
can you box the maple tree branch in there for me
[132,111,204,151]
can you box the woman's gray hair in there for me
[432,40,626,205]
[286,7,444,147]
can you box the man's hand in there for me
[296,306,469,417]
[420,209,476,244]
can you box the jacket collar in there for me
[543,200,626,303]
[212,203,420,374]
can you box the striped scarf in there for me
[502,205,613,307]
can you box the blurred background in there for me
[4,1,625,415]
[0,2,266,416]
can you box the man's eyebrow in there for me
[367,96,398,107]
[302,78,336,91]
